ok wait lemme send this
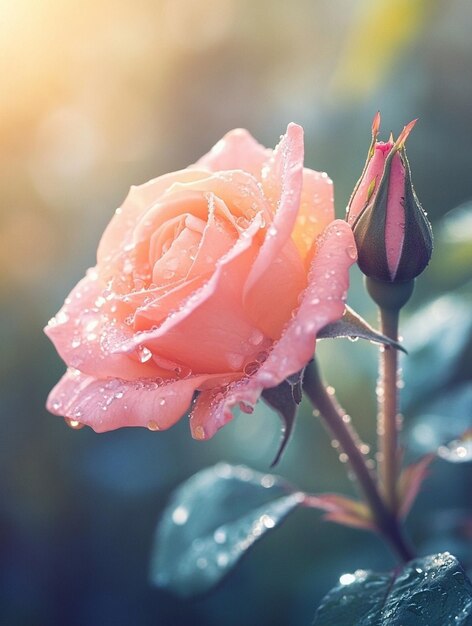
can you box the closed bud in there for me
[347,113,433,283]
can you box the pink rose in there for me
[45,123,356,439]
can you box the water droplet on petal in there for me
[138,347,153,363]
[194,425,206,440]
[65,417,84,430]
[249,329,264,346]
[226,352,244,370]
[346,245,357,260]
[147,420,160,431]
[243,361,259,376]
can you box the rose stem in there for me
[303,359,414,563]
[377,307,401,512]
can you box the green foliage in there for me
[150,463,302,598]
[313,553,472,625]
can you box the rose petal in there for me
[253,220,355,386]
[97,170,210,267]
[291,168,335,261]
[186,194,237,279]
[243,242,306,339]
[193,128,271,177]
[44,270,169,380]
[244,123,304,297]
[112,215,265,374]
[190,220,356,438]
[162,170,271,225]
[47,368,235,432]
[190,378,262,439]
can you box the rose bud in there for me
[347,113,433,286]
[45,124,356,439]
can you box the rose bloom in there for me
[45,124,356,439]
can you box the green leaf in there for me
[150,463,303,598]
[313,552,472,626]
[318,306,406,352]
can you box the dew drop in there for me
[236,216,250,229]
[172,506,189,525]
[346,245,357,260]
[159,398,166,406]
[260,514,275,529]
[138,347,153,363]
[226,352,244,370]
[239,400,254,414]
[339,573,356,585]
[261,475,276,488]
[214,528,227,544]
[438,438,472,463]
[243,361,259,376]
[339,453,348,463]
[65,417,84,430]
[147,420,160,431]
[216,552,229,567]
[249,329,264,346]
[194,425,206,440]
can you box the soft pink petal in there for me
[347,142,391,227]
[254,220,355,386]
[111,215,266,373]
[186,194,237,279]
[44,270,169,380]
[243,242,306,339]
[193,128,271,177]
[47,368,235,432]
[189,220,356,439]
[291,168,335,261]
[159,170,271,226]
[97,170,209,267]
[190,378,262,440]
[385,152,406,279]
[244,123,304,298]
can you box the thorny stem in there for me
[303,360,414,564]
[378,307,401,512]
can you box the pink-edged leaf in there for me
[303,493,374,531]
[398,454,435,519]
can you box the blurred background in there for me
[1,0,472,624]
